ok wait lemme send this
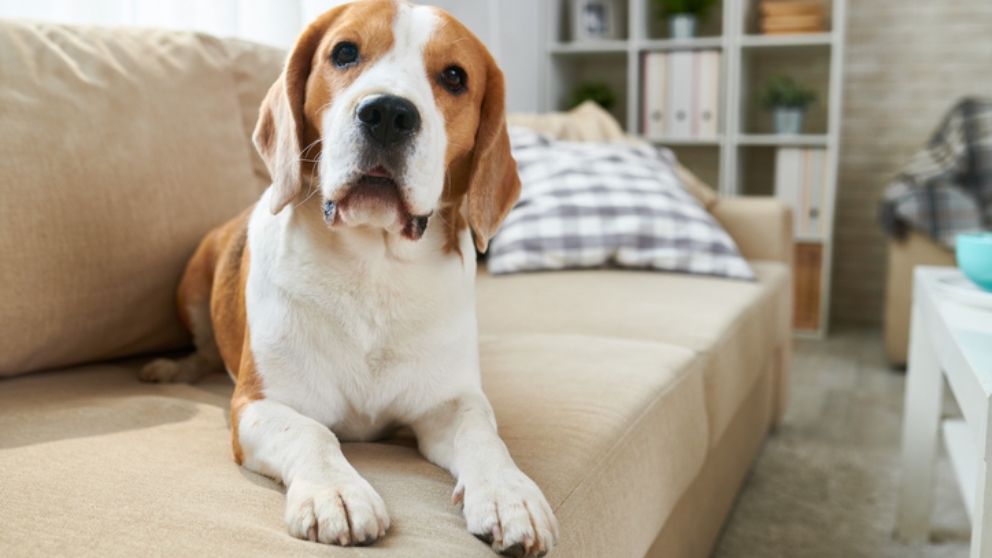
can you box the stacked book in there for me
[641,50,720,140]
[774,148,830,237]
[760,0,826,35]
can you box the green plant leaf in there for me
[758,75,818,110]
[652,0,718,17]
[570,81,617,110]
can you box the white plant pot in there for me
[668,14,698,39]
[773,107,805,135]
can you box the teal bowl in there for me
[957,233,992,291]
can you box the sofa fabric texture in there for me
[1,335,710,558]
[0,20,269,377]
[0,20,793,558]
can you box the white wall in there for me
[0,0,544,113]
[421,0,543,113]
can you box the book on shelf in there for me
[774,147,830,238]
[760,0,827,35]
[641,52,667,138]
[641,49,720,140]
[793,242,823,330]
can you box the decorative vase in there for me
[668,14,697,39]
[773,107,805,135]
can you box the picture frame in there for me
[571,0,625,42]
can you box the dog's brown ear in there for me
[466,54,521,253]
[253,11,338,215]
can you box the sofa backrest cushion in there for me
[0,20,274,376]
[219,38,284,193]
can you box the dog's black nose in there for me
[356,95,421,148]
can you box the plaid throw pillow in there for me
[487,128,755,281]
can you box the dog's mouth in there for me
[323,167,431,240]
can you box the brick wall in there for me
[831,0,992,326]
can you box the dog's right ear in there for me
[253,10,341,215]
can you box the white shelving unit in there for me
[542,0,847,337]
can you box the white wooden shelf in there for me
[639,37,724,51]
[739,32,835,48]
[548,41,629,55]
[544,0,848,337]
[645,136,723,146]
[738,134,829,146]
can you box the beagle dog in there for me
[139,0,558,555]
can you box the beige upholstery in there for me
[478,262,790,445]
[712,197,794,267]
[0,21,265,377]
[0,19,794,558]
[884,231,955,366]
[0,335,710,558]
[648,365,775,557]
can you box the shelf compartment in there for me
[549,0,630,43]
[644,0,724,40]
[740,0,835,36]
[548,51,629,130]
[738,47,832,136]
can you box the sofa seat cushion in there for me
[476,261,791,445]
[0,334,708,558]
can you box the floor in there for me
[711,328,971,558]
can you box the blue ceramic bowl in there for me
[957,233,992,291]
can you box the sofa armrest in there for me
[711,197,794,267]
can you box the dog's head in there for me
[253,0,519,252]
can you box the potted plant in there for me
[759,75,817,134]
[570,82,617,111]
[653,0,719,39]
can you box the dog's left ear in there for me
[253,10,340,215]
[466,55,521,253]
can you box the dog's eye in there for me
[332,42,359,67]
[441,66,466,93]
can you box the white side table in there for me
[897,267,992,557]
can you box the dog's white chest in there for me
[244,197,480,440]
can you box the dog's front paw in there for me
[286,475,390,546]
[456,468,559,557]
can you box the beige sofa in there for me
[0,21,793,558]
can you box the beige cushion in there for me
[0,333,707,558]
[476,262,791,445]
[507,101,640,145]
[219,38,285,192]
[507,101,719,210]
[0,21,266,376]
[711,197,794,266]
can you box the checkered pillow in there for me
[487,128,755,280]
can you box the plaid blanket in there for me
[880,98,992,247]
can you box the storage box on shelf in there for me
[544,0,847,336]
